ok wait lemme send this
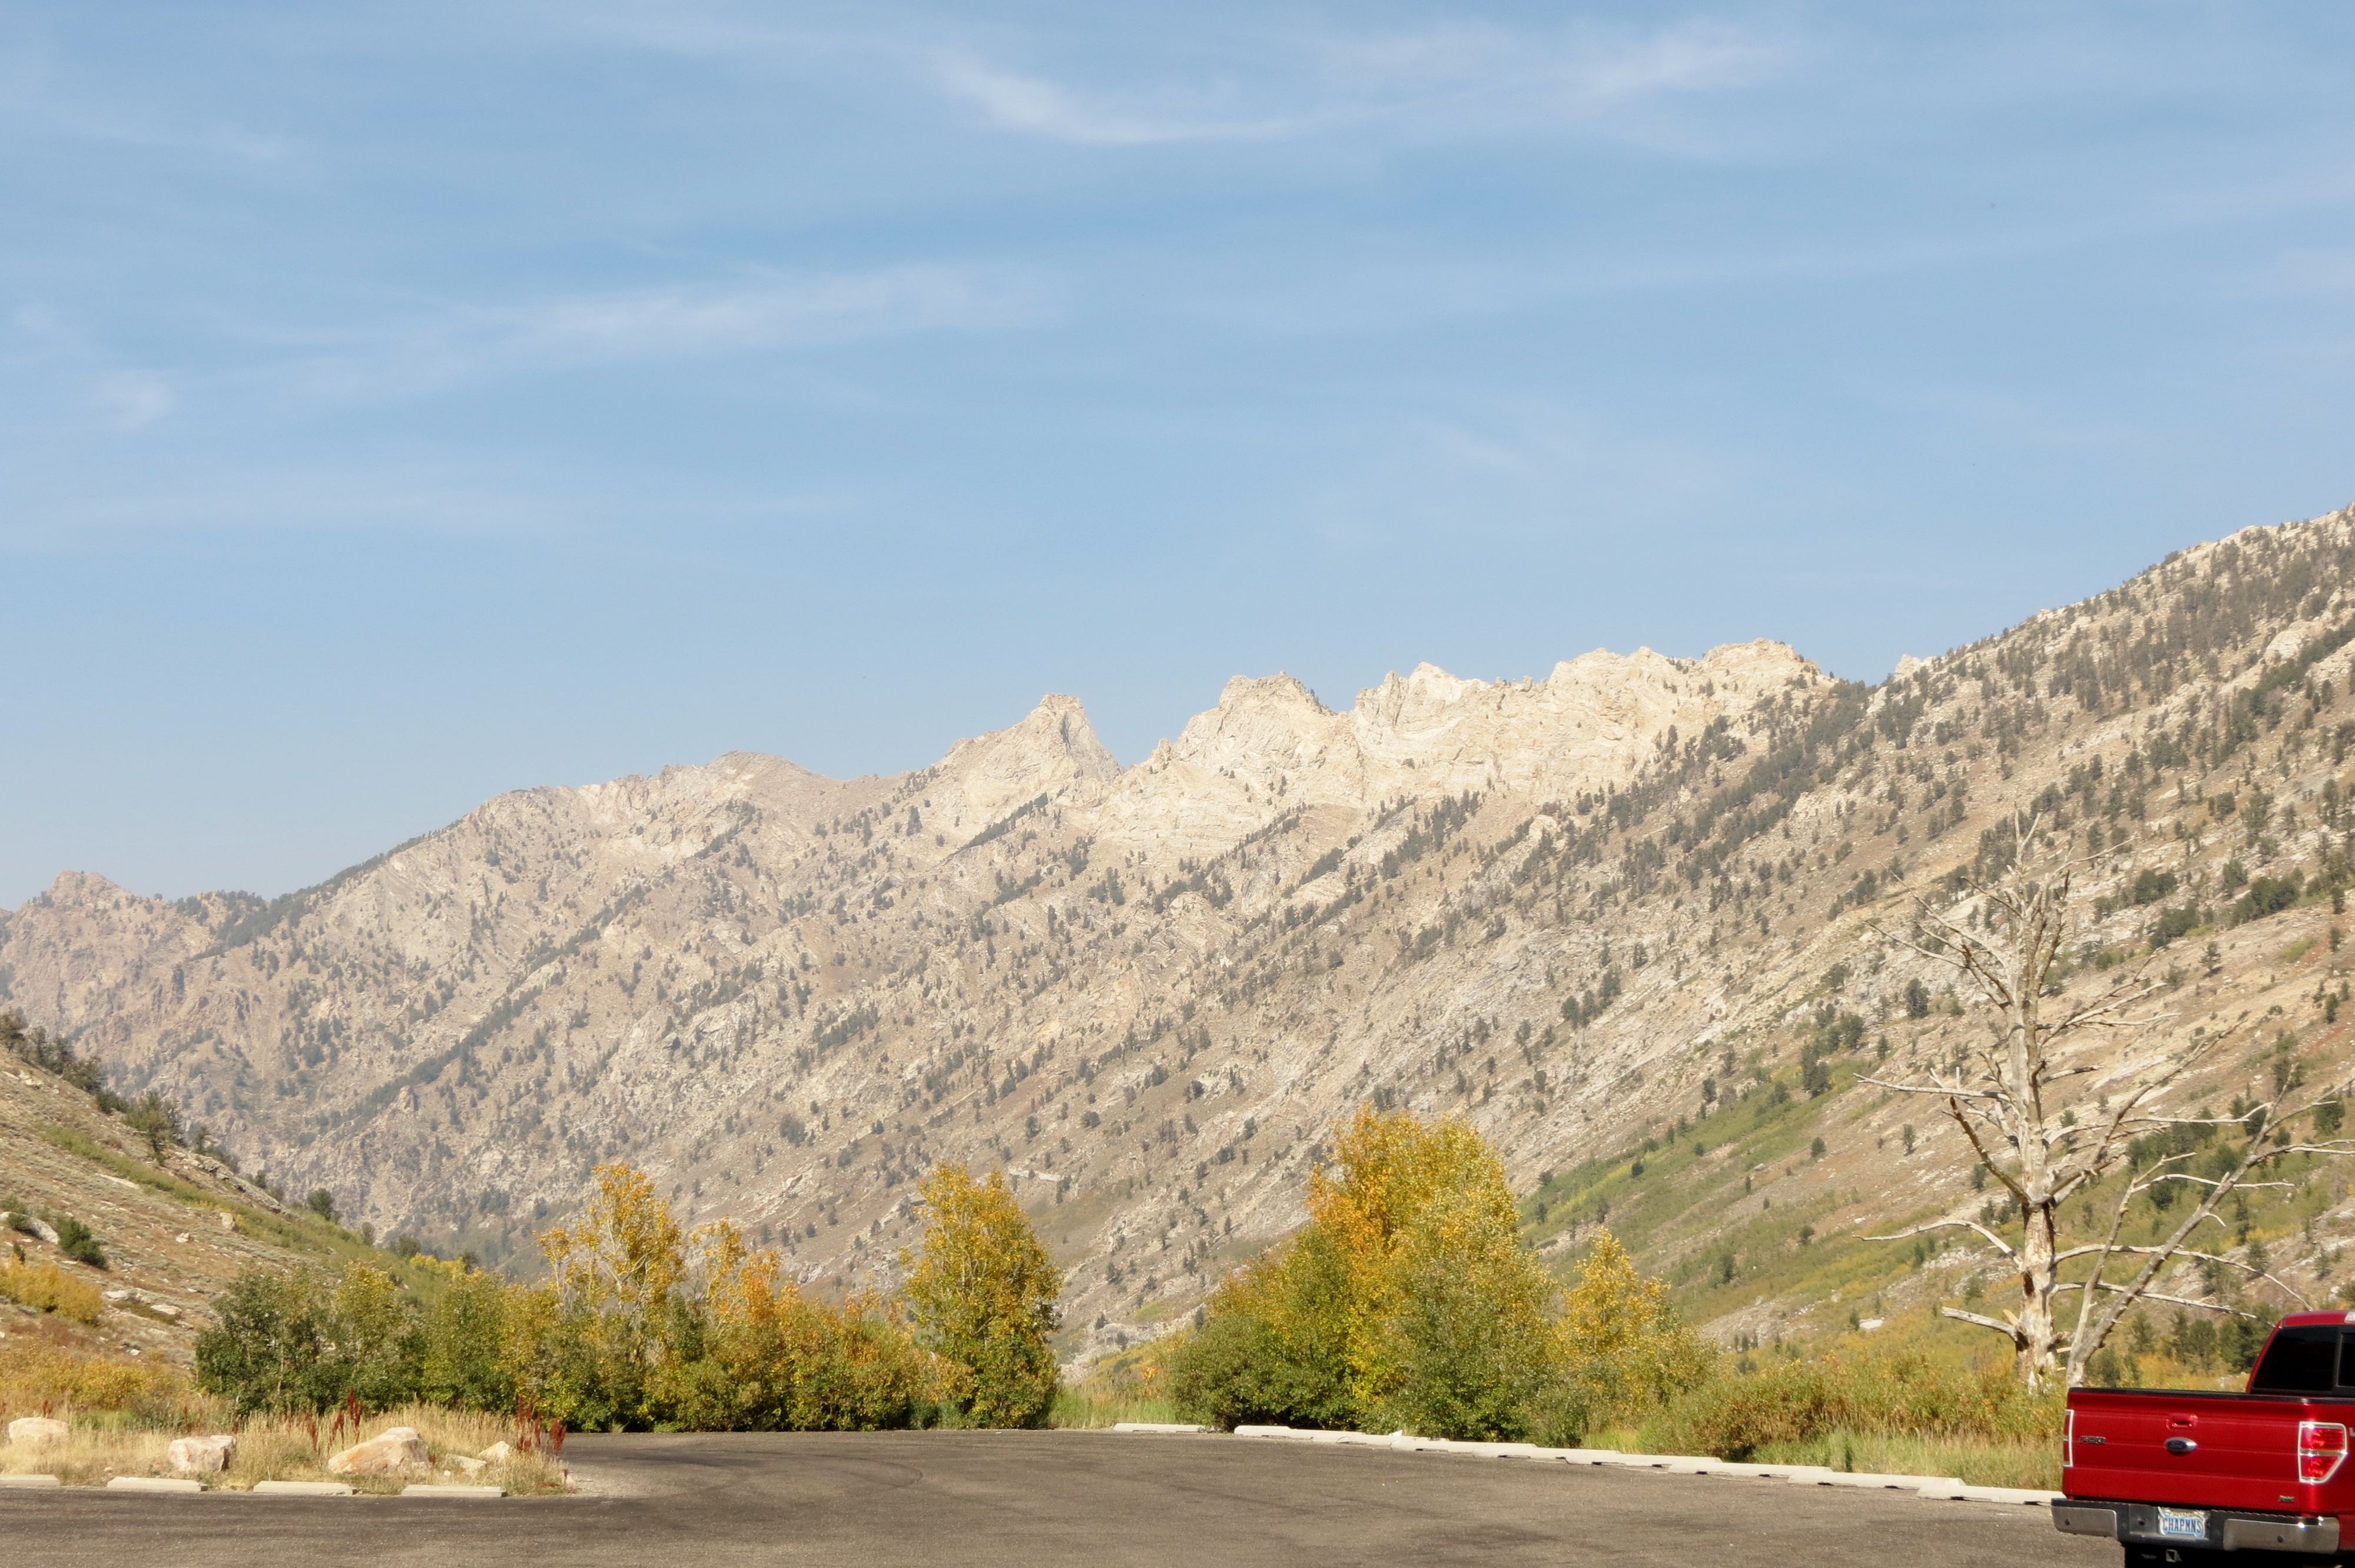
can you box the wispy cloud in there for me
[0,41,298,165]
[546,5,1786,151]
[294,264,1043,399]
[930,53,1329,147]
[2,304,178,434]
[929,17,1783,148]
[95,369,174,429]
[2266,248,2355,297]
[494,266,1034,363]
[1317,18,1777,115]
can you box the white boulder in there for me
[168,1434,236,1474]
[327,1426,429,1476]
[7,1416,69,1446]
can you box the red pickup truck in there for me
[2061,1312,2355,1564]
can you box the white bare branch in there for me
[1940,1305,2019,1334]
[1863,1217,2019,1258]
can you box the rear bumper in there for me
[2057,1500,2341,1554]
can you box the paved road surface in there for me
[4,1431,2119,1567]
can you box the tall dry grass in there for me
[0,1401,570,1492]
[1050,1385,1180,1429]
[1,1336,207,1426]
[210,1404,570,1494]
[1746,1431,2060,1489]
[0,1261,103,1324]
[1574,1348,2065,1488]
[0,1425,177,1486]
[0,1339,569,1491]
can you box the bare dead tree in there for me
[1863,815,2353,1390]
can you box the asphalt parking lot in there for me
[2,1430,2119,1568]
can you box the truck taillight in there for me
[2298,1421,2347,1484]
[2064,1407,2075,1469]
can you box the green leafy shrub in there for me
[418,1262,515,1411]
[195,1263,422,1415]
[2230,874,2304,925]
[54,1214,108,1270]
[124,1091,182,1161]
[195,1268,339,1415]
[1168,1232,1355,1431]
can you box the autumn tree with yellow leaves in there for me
[203,1161,946,1430]
[1555,1231,1713,1427]
[1171,1107,1709,1440]
[525,1162,688,1427]
[516,1162,932,1431]
[903,1163,1065,1427]
[650,1217,931,1431]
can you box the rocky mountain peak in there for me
[924,693,1119,842]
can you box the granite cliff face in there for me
[9,503,2355,1360]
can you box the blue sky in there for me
[5,2,2354,906]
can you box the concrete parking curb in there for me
[1110,1423,1210,1434]
[1214,1424,2060,1505]
[1953,1486,2060,1506]
[0,1476,549,1499]
[1801,1471,1956,1491]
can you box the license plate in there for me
[2158,1508,2208,1542]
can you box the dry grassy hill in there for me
[2,1038,390,1369]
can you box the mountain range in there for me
[8,501,2354,1361]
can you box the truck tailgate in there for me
[2069,1389,2346,1513]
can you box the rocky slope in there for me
[2,1037,356,1367]
[6,502,2355,1361]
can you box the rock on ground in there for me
[168,1434,237,1474]
[327,1426,429,1476]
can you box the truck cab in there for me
[2061,1313,2355,1564]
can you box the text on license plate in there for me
[2158,1509,2208,1542]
